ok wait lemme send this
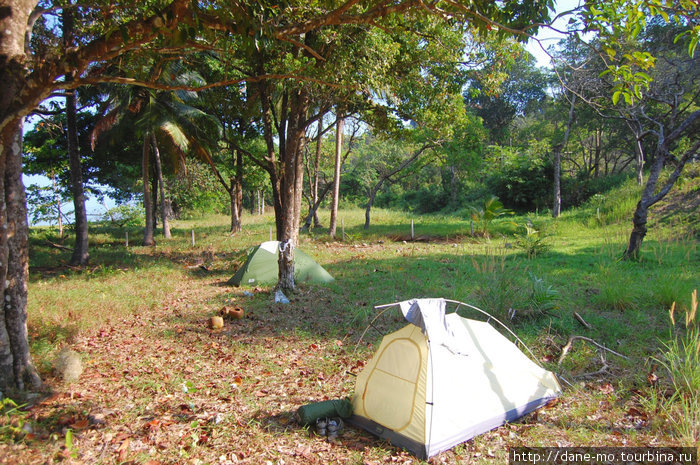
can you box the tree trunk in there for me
[364,182,383,230]
[151,172,158,230]
[142,135,155,246]
[623,155,662,260]
[311,114,323,228]
[66,88,90,264]
[634,136,644,186]
[552,146,561,217]
[303,181,332,230]
[329,115,343,238]
[625,200,649,260]
[276,88,309,292]
[0,0,43,392]
[51,173,64,238]
[63,2,89,266]
[553,93,576,218]
[623,134,700,259]
[0,121,41,392]
[230,182,239,232]
[230,150,243,233]
[593,128,602,178]
[449,165,458,206]
[151,134,171,239]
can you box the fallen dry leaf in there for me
[117,438,130,463]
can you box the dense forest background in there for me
[23,19,698,238]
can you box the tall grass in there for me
[652,290,700,446]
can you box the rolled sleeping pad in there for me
[297,398,353,426]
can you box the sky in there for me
[526,0,583,68]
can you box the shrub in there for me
[100,203,144,227]
[485,154,553,212]
[527,273,560,315]
[513,220,550,258]
[469,195,513,238]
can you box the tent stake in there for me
[191,229,195,246]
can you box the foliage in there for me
[167,159,229,218]
[469,195,513,237]
[23,111,94,185]
[581,0,699,106]
[514,220,550,259]
[0,397,28,442]
[26,184,72,228]
[526,272,560,316]
[464,46,553,144]
[100,203,144,228]
[562,173,634,211]
[484,143,553,212]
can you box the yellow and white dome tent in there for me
[350,298,561,459]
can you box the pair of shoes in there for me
[315,417,343,439]
[315,417,328,436]
[326,417,344,440]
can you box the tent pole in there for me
[372,299,543,367]
[444,299,541,365]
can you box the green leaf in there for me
[633,84,642,99]
[612,90,621,105]
[65,429,73,450]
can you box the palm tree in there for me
[92,70,221,244]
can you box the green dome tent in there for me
[228,241,334,286]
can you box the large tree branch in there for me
[4,0,192,129]
[375,142,437,189]
[277,0,422,36]
[648,138,700,207]
[74,73,346,92]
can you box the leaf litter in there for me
[2,267,686,464]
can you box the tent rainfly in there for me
[350,298,561,459]
[228,241,334,286]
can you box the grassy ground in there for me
[1,175,699,464]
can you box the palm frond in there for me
[159,121,190,152]
[91,107,123,150]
